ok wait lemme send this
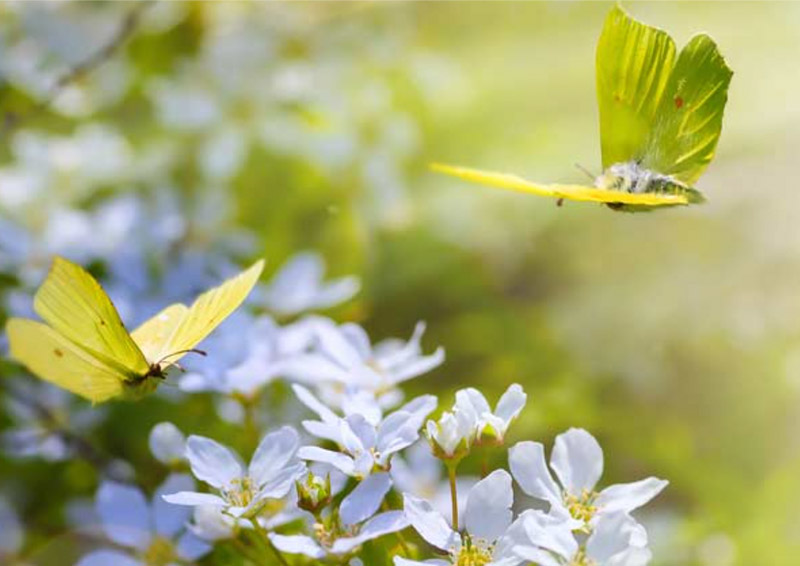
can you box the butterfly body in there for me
[433,6,732,212]
[6,257,264,403]
[595,161,704,211]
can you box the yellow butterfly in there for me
[6,256,264,403]
[433,5,732,212]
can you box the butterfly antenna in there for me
[574,163,596,181]
[156,348,207,366]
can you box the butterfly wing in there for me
[596,5,676,169]
[6,319,126,403]
[130,304,189,364]
[641,34,732,185]
[432,163,688,206]
[33,257,148,378]
[136,260,264,367]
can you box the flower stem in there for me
[250,518,290,566]
[446,461,459,531]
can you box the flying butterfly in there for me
[6,256,264,403]
[433,5,733,211]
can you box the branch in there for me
[2,1,152,136]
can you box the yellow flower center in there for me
[140,536,177,566]
[453,537,493,566]
[225,476,257,508]
[564,489,598,523]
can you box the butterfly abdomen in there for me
[597,161,705,211]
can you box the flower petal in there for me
[162,492,227,507]
[185,436,243,489]
[550,428,603,494]
[340,472,392,526]
[76,549,142,566]
[152,474,194,537]
[495,384,526,424]
[403,493,459,551]
[464,469,513,542]
[176,530,213,561]
[297,446,355,476]
[332,511,409,554]
[292,384,339,424]
[377,411,420,459]
[508,441,562,507]
[95,482,151,550]
[596,477,668,515]
[587,512,649,562]
[148,422,186,465]
[249,426,300,486]
[268,533,325,559]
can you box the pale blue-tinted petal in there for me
[389,347,445,385]
[550,428,604,494]
[292,384,339,424]
[76,549,142,566]
[315,319,363,368]
[403,493,459,551]
[249,426,300,486]
[302,419,342,444]
[495,384,527,423]
[268,533,325,559]
[188,505,236,541]
[342,389,383,426]
[394,559,450,566]
[185,436,243,489]
[345,414,376,451]
[314,276,360,310]
[0,497,23,554]
[297,446,355,475]
[587,512,649,563]
[521,510,580,559]
[162,492,226,507]
[397,395,438,430]
[96,482,151,550]
[596,478,668,515]
[176,530,212,561]
[377,411,420,458]
[340,323,372,360]
[508,441,562,506]
[152,474,194,537]
[457,388,492,417]
[464,469,513,542]
[605,547,652,566]
[256,462,307,501]
[148,422,186,465]
[332,511,409,554]
[340,472,392,526]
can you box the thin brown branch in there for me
[2,1,152,136]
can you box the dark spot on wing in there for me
[100,320,106,326]
[674,96,684,109]
[54,349,64,358]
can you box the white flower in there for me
[513,510,652,566]
[295,385,436,525]
[180,313,315,398]
[455,384,527,444]
[509,429,667,526]
[285,318,444,407]
[148,422,186,466]
[76,475,211,566]
[425,408,477,460]
[0,496,23,558]
[258,251,360,317]
[163,426,306,519]
[391,441,477,526]
[399,470,527,566]
[270,510,409,559]
[1,379,106,462]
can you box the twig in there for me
[1,1,152,136]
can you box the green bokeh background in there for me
[3,2,800,565]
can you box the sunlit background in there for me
[1,2,800,565]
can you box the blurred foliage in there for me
[2,2,800,565]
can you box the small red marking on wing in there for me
[674,96,684,109]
